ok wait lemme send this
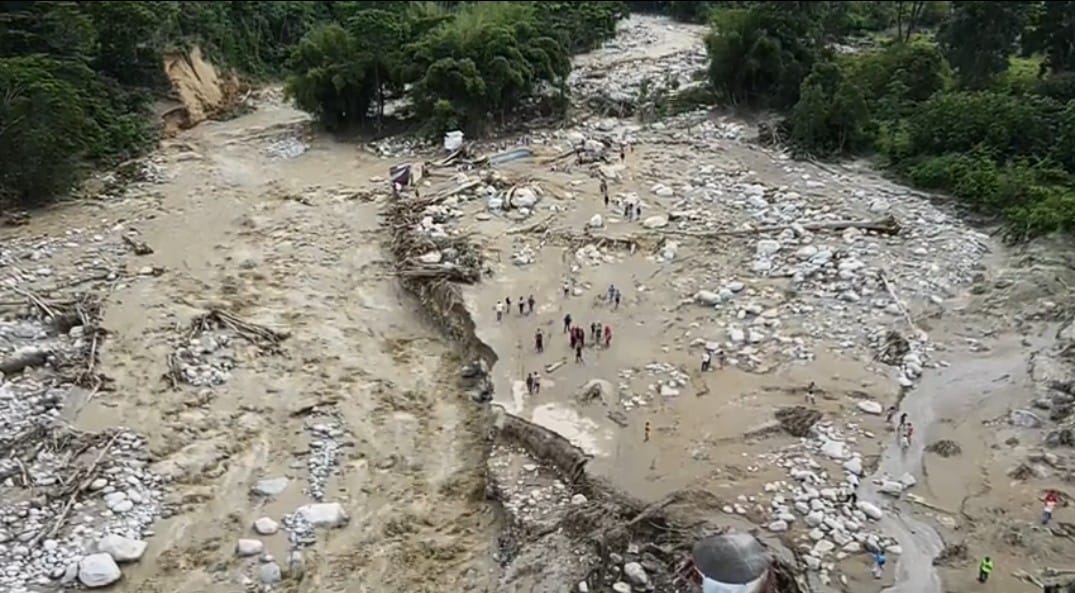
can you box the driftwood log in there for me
[122,234,153,255]
[661,214,902,238]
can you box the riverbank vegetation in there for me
[704,1,1075,238]
[0,1,626,210]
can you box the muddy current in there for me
[2,15,1075,593]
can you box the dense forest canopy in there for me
[1,1,1072,238]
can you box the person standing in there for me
[594,322,603,346]
[978,556,993,583]
[535,329,544,353]
[562,281,570,298]
[527,294,536,315]
[533,373,541,394]
[495,301,505,322]
[563,313,572,333]
[614,290,622,310]
[604,325,612,349]
[575,343,584,364]
[607,284,616,302]
[518,296,525,316]
[805,382,817,405]
[525,372,534,395]
[701,351,712,372]
[623,202,631,219]
[635,203,642,220]
[1043,491,1059,525]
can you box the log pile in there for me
[386,191,484,344]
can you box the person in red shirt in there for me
[604,325,612,348]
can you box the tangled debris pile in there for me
[165,309,287,389]
[0,226,168,592]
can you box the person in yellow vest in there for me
[978,556,994,583]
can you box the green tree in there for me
[937,1,1029,89]
[284,23,375,131]
[1023,1,1075,75]
[788,61,872,155]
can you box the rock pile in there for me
[743,420,907,586]
[304,420,345,502]
[170,330,236,387]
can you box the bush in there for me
[846,40,950,119]
[906,91,1061,162]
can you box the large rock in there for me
[857,501,883,520]
[843,457,863,475]
[1010,409,1043,428]
[78,553,121,588]
[236,539,264,557]
[253,517,279,535]
[642,215,669,229]
[623,562,649,587]
[588,214,604,228]
[695,290,721,306]
[510,187,539,209]
[820,439,846,460]
[856,401,884,415]
[253,477,289,496]
[578,379,615,403]
[97,534,147,563]
[259,561,282,584]
[296,502,349,528]
[878,480,904,496]
[768,520,789,532]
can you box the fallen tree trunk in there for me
[662,215,902,238]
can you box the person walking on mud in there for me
[600,178,609,207]
[535,329,544,353]
[525,372,534,395]
[533,373,541,394]
[614,289,622,310]
[805,382,817,405]
[978,556,993,583]
[495,301,505,322]
[873,550,886,579]
[563,313,572,334]
[575,343,584,364]
[527,294,536,315]
[635,203,642,220]
[607,284,616,303]
[518,296,525,316]
[701,350,712,372]
[604,324,612,349]
[562,281,570,298]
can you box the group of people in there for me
[524,371,542,395]
[606,284,623,309]
[495,295,536,321]
[564,316,612,363]
[700,348,725,372]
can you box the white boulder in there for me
[856,400,884,415]
[857,501,883,520]
[78,554,121,588]
[236,539,264,557]
[296,502,349,528]
[97,534,146,563]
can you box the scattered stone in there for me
[611,582,632,593]
[767,520,789,532]
[1009,409,1043,428]
[925,440,962,457]
[857,501,883,520]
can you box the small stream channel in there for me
[862,329,1053,593]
